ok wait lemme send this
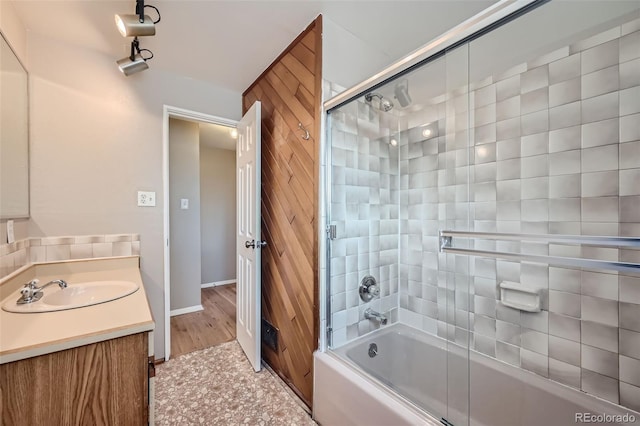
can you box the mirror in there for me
[0,31,29,219]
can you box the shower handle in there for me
[359,275,380,302]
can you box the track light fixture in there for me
[115,0,160,37]
[116,37,154,76]
[114,0,160,75]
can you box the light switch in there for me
[180,199,189,209]
[6,220,15,243]
[138,191,156,207]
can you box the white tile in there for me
[92,243,113,258]
[582,345,619,379]
[45,245,70,261]
[620,30,640,63]
[620,58,640,89]
[581,171,619,197]
[549,174,581,198]
[549,358,581,389]
[582,144,618,173]
[620,114,640,143]
[581,118,619,149]
[549,198,580,222]
[620,86,640,116]
[549,53,580,85]
[496,341,520,366]
[521,328,548,355]
[496,74,520,101]
[620,302,640,333]
[582,92,619,124]
[549,267,581,293]
[620,329,640,360]
[581,197,619,222]
[549,290,580,318]
[521,65,549,94]
[580,38,619,74]
[581,65,619,99]
[620,169,640,196]
[581,369,619,404]
[582,321,618,353]
[70,244,93,259]
[549,77,580,108]
[620,276,640,305]
[549,335,580,366]
[581,271,618,301]
[620,382,640,412]
[582,295,618,327]
[521,348,548,378]
[522,110,549,136]
[620,355,640,387]
[549,150,580,176]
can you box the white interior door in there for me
[236,101,262,372]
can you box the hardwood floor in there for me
[170,284,236,358]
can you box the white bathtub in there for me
[314,323,640,426]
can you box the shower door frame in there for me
[324,0,546,350]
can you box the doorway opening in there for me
[162,106,239,360]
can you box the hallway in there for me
[170,284,236,358]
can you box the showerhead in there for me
[364,92,394,112]
[394,79,412,108]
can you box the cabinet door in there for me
[0,333,148,426]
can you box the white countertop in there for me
[0,256,155,364]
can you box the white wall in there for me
[169,118,202,311]
[26,33,241,358]
[200,145,236,285]
[0,0,27,65]
[322,17,392,92]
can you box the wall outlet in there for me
[180,198,189,210]
[138,191,156,207]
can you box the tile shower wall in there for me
[329,95,400,348]
[0,234,141,278]
[399,18,640,411]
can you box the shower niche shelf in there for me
[499,281,541,312]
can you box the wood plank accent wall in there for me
[242,15,321,408]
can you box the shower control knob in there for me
[359,275,380,302]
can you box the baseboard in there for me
[201,279,236,288]
[170,305,204,317]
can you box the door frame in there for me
[162,105,238,360]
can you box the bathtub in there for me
[314,323,640,426]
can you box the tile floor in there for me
[155,341,316,425]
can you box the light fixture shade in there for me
[115,14,156,37]
[116,54,149,76]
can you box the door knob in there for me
[245,240,255,249]
[257,240,267,249]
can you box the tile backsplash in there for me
[0,234,140,278]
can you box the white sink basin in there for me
[2,280,139,313]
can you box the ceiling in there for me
[10,0,496,92]
[199,122,236,151]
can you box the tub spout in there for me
[364,308,387,325]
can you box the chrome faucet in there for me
[364,308,387,325]
[17,279,68,305]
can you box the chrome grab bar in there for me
[439,230,640,247]
[439,230,640,274]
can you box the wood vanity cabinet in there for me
[0,332,150,426]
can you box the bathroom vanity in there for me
[0,256,155,425]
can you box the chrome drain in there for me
[368,343,378,358]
